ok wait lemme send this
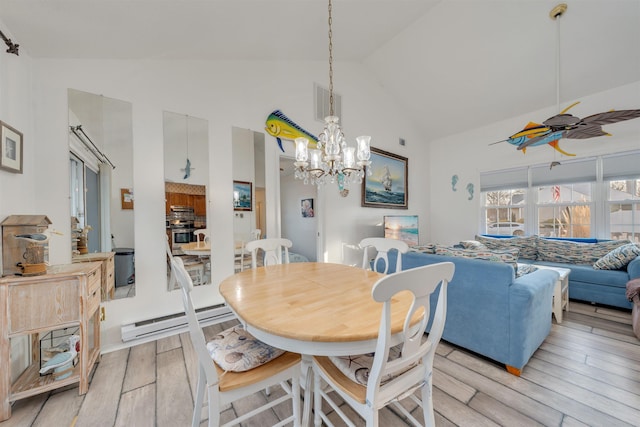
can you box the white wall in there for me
[280,171,317,262]
[0,23,36,269]
[0,55,427,352]
[2,37,637,353]
[428,81,640,245]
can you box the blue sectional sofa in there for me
[475,235,640,309]
[385,250,559,375]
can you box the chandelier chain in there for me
[328,0,334,116]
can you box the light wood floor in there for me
[2,301,638,426]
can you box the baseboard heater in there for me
[121,303,235,342]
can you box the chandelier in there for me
[294,0,371,193]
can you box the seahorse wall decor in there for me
[451,174,458,191]
[466,183,474,200]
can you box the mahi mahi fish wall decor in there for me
[265,110,319,152]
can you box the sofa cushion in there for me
[206,325,284,372]
[435,244,519,270]
[536,238,630,264]
[532,260,630,289]
[593,243,640,270]
[475,235,538,260]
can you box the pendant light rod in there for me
[550,3,567,113]
[327,0,334,116]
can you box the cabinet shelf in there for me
[10,361,80,402]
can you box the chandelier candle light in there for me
[294,0,371,192]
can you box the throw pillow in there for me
[435,244,519,270]
[593,243,640,270]
[459,240,487,250]
[537,238,630,264]
[206,325,285,372]
[410,243,436,254]
[516,263,538,277]
[475,235,538,260]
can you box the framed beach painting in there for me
[233,180,252,211]
[362,147,408,209]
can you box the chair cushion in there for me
[206,325,285,372]
[329,347,415,386]
[593,243,640,270]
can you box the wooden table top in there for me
[180,241,210,254]
[219,262,416,344]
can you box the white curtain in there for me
[99,162,112,251]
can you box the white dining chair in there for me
[245,237,292,269]
[312,261,455,427]
[194,229,210,242]
[165,235,204,289]
[171,256,301,427]
[359,237,409,273]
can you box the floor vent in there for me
[121,303,234,342]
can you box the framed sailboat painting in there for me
[362,147,408,209]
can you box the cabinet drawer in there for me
[87,285,101,316]
[8,279,80,334]
[105,260,115,289]
[87,267,101,295]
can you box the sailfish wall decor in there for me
[492,102,640,155]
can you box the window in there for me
[537,183,592,238]
[483,189,526,236]
[608,179,640,243]
[69,154,86,229]
[480,150,639,239]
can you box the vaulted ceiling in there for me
[1,0,638,140]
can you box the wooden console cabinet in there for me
[73,252,115,300]
[0,262,102,421]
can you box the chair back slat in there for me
[245,238,292,268]
[359,237,409,273]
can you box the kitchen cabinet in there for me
[193,194,206,216]
[168,192,193,208]
[0,262,102,421]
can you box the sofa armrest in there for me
[507,269,558,369]
[628,256,640,280]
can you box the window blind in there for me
[480,167,528,191]
[531,157,597,186]
[602,150,640,181]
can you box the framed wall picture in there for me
[0,121,23,174]
[301,198,314,217]
[233,180,252,211]
[362,147,408,209]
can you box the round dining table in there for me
[179,241,210,256]
[219,262,419,426]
